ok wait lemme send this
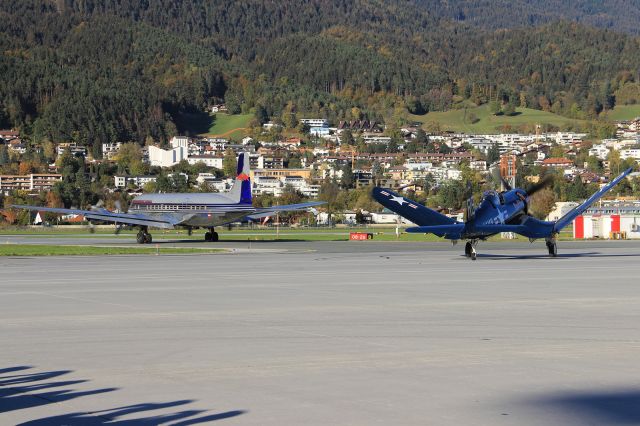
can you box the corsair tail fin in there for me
[227,152,252,205]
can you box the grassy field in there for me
[603,104,640,121]
[174,111,252,139]
[0,225,575,242]
[408,104,584,133]
[0,226,443,241]
[205,113,253,138]
[0,244,225,256]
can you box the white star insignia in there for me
[390,195,406,206]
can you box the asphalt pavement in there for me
[2,237,640,425]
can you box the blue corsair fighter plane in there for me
[373,167,633,260]
[12,152,324,244]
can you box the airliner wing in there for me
[553,167,633,232]
[10,205,176,229]
[248,201,326,219]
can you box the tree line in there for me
[2,0,640,155]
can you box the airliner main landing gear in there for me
[204,228,219,242]
[136,227,152,244]
[545,236,557,257]
[465,240,477,261]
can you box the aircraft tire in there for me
[136,232,145,244]
[144,233,152,244]
[471,250,477,261]
[547,242,557,257]
[465,242,472,257]
[212,232,219,242]
[204,232,212,242]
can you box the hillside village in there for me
[2,113,640,227]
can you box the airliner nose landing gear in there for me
[204,228,219,242]
[465,240,477,260]
[136,227,152,244]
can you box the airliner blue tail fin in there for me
[227,152,252,205]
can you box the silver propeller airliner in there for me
[13,152,324,243]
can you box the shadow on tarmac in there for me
[474,251,640,260]
[0,366,246,425]
[155,238,344,244]
[526,388,640,424]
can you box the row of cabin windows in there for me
[134,204,210,211]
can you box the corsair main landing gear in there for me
[136,228,152,244]
[465,240,477,261]
[204,229,219,242]
[545,237,557,257]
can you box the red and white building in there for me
[573,201,640,239]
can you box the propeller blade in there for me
[500,176,512,191]
[463,181,475,221]
[525,175,554,197]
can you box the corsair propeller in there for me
[524,175,554,197]
[521,175,554,214]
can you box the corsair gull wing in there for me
[372,187,456,226]
[553,167,633,232]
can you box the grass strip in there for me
[0,244,225,256]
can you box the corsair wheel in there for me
[212,232,219,242]
[465,241,472,257]
[136,232,145,244]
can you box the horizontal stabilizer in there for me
[249,201,325,220]
[247,201,325,220]
[254,201,325,212]
[372,187,455,226]
[554,167,633,232]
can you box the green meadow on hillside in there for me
[176,112,253,139]
[604,105,640,121]
[205,113,253,138]
[409,105,584,134]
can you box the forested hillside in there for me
[2,0,640,154]
[414,0,640,35]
